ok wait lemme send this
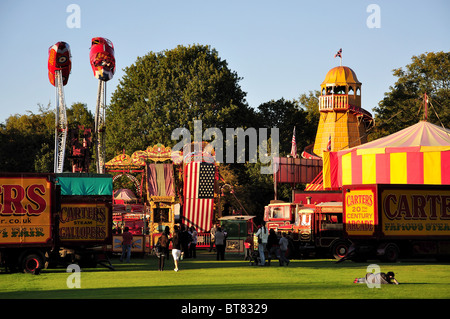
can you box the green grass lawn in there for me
[0,250,449,299]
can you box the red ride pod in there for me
[48,41,72,86]
[89,37,116,81]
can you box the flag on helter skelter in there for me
[183,161,215,232]
[290,126,297,158]
[334,48,342,58]
[326,135,332,151]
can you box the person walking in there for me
[171,225,182,272]
[120,226,133,263]
[157,226,170,271]
[255,221,269,266]
[214,227,226,260]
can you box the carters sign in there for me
[0,177,53,245]
[345,189,375,236]
[57,203,110,242]
[382,189,450,236]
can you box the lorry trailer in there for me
[343,184,450,262]
[0,173,112,273]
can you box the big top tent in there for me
[323,121,450,189]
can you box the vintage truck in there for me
[343,184,450,262]
[264,190,351,259]
[0,173,112,273]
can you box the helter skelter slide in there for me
[48,41,72,173]
[89,37,116,174]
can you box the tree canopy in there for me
[371,51,450,139]
[105,44,254,159]
[0,103,93,172]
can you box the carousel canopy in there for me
[323,121,450,188]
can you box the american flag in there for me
[290,127,297,158]
[183,161,215,232]
[334,48,342,58]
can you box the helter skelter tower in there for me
[48,41,72,173]
[312,50,373,158]
[89,37,116,174]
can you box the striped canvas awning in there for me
[323,121,450,188]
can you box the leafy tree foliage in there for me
[372,51,450,139]
[0,103,93,172]
[105,44,253,159]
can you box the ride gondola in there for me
[89,37,116,81]
[48,41,72,86]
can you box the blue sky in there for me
[0,0,449,125]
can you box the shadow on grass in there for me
[29,250,450,275]
[0,281,377,299]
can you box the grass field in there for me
[0,250,449,300]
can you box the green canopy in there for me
[56,173,113,196]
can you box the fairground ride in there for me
[89,37,116,174]
[48,41,72,173]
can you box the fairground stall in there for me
[219,215,255,254]
[105,144,181,255]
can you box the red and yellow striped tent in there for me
[323,121,450,188]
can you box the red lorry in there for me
[343,184,450,262]
[264,190,351,259]
[0,173,112,273]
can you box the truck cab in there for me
[264,202,296,231]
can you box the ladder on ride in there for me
[54,70,68,173]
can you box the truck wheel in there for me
[381,244,399,263]
[20,251,45,274]
[331,241,350,260]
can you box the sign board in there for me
[0,176,53,245]
[344,188,376,236]
[381,188,450,237]
[58,202,111,243]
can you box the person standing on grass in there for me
[209,224,217,252]
[214,227,226,260]
[189,226,198,258]
[267,229,280,266]
[171,225,182,272]
[120,226,133,263]
[157,226,170,271]
[180,225,191,259]
[278,232,290,266]
[255,221,269,266]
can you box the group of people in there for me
[120,224,198,272]
[120,220,290,271]
[209,224,227,260]
[255,221,290,266]
[156,225,198,271]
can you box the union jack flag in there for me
[334,48,342,58]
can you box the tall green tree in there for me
[256,98,308,156]
[372,51,450,139]
[0,103,94,173]
[0,104,54,172]
[105,44,253,158]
